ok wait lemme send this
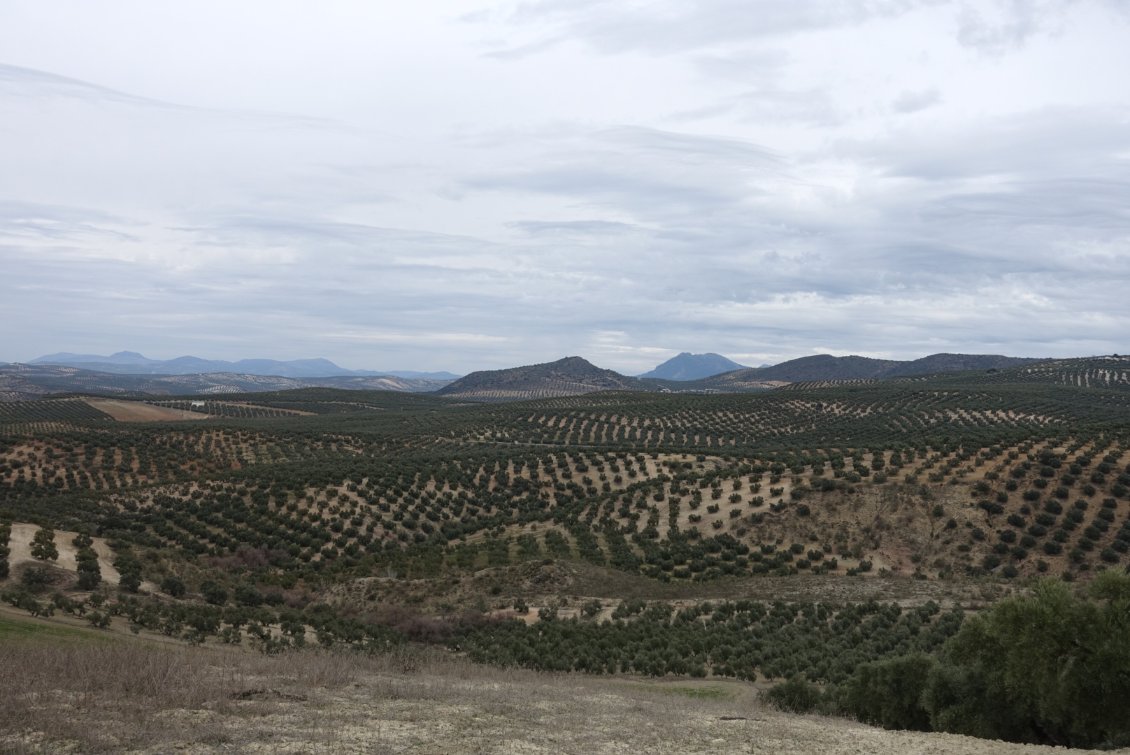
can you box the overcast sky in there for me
[2,1,1128,374]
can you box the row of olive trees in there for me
[0,520,10,579]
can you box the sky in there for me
[1,0,1129,375]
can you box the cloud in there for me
[892,88,942,113]
[498,0,936,55]
[1,3,1128,372]
[955,0,1076,54]
[0,200,140,242]
[507,219,640,237]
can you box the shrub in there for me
[200,580,228,606]
[234,583,263,607]
[866,573,1130,748]
[764,675,822,714]
[20,565,54,591]
[838,654,937,731]
[161,575,187,598]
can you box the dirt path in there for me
[84,398,208,422]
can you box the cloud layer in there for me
[1,1,1128,373]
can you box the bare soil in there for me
[84,399,209,422]
[5,523,123,586]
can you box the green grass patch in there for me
[633,683,734,700]
[0,611,109,644]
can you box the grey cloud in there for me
[2,3,1128,372]
[669,87,841,127]
[849,107,1130,180]
[0,200,139,241]
[508,219,639,237]
[955,0,1077,54]
[0,63,172,107]
[892,88,941,113]
[0,63,338,130]
[731,88,843,127]
[598,126,781,163]
[462,126,780,222]
[481,36,566,60]
[502,0,935,55]
[452,99,1130,365]
[691,50,791,85]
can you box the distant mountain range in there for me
[29,351,460,381]
[0,363,452,401]
[439,352,1049,402]
[1,351,1058,404]
[639,353,748,381]
[633,352,1038,385]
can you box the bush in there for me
[764,675,822,714]
[20,565,54,591]
[842,573,1130,748]
[118,572,141,593]
[200,580,228,606]
[838,653,937,731]
[939,575,1130,746]
[161,575,187,597]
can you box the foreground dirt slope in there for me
[194,674,1112,755]
[197,679,1123,754]
[2,619,1120,755]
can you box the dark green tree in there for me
[161,575,187,597]
[30,527,58,562]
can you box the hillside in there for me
[927,355,1130,389]
[640,352,747,381]
[437,356,649,401]
[883,352,1045,378]
[696,352,1044,389]
[4,355,1129,584]
[0,363,451,401]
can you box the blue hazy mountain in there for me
[30,352,459,381]
[639,352,748,381]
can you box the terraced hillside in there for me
[0,356,1126,584]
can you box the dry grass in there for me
[0,624,1117,754]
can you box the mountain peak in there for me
[640,352,747,381]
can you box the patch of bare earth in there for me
[0,635,1120,755]
[5,523,123,585]
[83,399,208,422]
